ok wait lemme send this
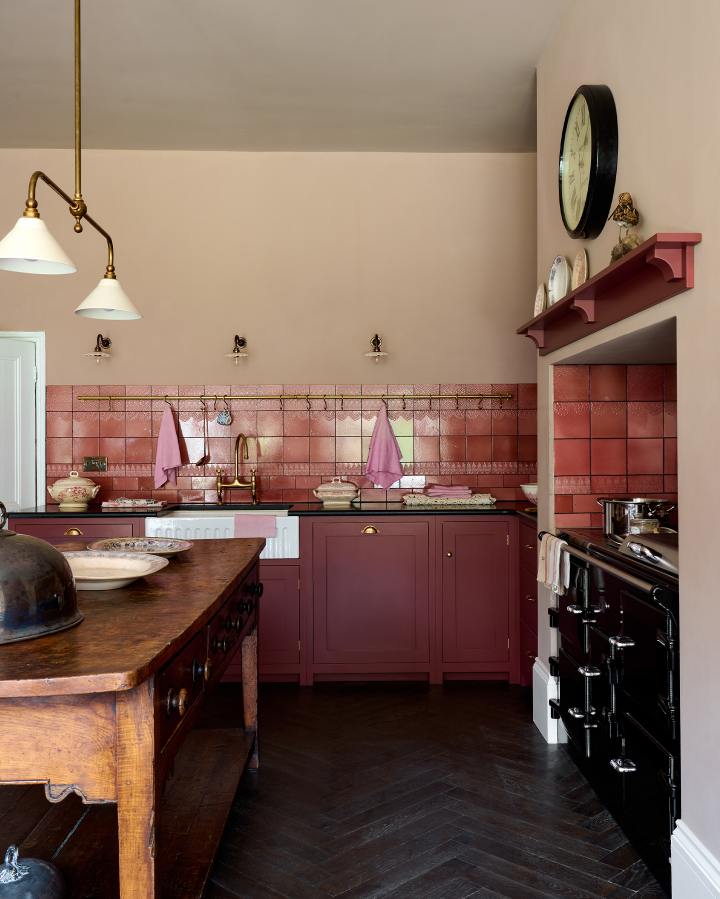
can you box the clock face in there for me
[558,85,618,240]
[560,94,592,231]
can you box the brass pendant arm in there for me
[23,170,116,277]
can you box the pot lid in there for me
[50,470,98,489]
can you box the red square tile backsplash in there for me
[47,382,536,504]
[554,365,677,521]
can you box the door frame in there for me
[0,331,46,506]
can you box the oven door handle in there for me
[539,532,657,594]
[610,757,638,774]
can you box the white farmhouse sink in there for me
[145,508,298,559]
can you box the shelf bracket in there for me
[646,245,687,284]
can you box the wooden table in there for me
[0,538,264,898]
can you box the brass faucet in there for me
[216,434,258,505]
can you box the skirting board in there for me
[532,658,566,744]
[672,820,720,898]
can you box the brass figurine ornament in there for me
[609,192,642,262]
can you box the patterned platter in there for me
[86,536,193,558]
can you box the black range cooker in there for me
[545,528,679,893]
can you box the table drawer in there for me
[156,630,206,748]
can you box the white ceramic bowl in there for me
[63,551,169,591]
[520,484,538,505]
[87,536,193,558]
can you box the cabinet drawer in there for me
[519,566,538,632]
[11,519,137,544]
[156,630,206,749]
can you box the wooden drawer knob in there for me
[64,527,83,536]
[361,525,379,535]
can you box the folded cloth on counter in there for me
[364,403,404,488]
[154,405,182,489]
[425,485,472,498]
[234,515,277,538]
[537,532,570,595]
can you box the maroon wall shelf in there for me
[517,232,702,355]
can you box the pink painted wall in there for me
[47,382,536,504]
[553,364,677,529]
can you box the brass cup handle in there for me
[64,527,83,536]
[361,525,379,535]
[166,686,189,717]
[525,594,536,602]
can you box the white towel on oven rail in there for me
[538,533,570,595]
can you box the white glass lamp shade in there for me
[74,277,141,320]
[0,216,77,274]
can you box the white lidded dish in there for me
[313,477,359,508]
[47,470,100,511]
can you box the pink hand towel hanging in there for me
[154,405,182,489]
[364,403,403,489]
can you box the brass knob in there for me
[176,687,188,717]
[361,525,379,535]
[64,527,83,536]
[525,594,536,602]
[447,551,453,558]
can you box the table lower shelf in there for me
[0,725,254,899]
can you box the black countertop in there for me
[9,501,538,520]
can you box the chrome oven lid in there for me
[618,533,678,575]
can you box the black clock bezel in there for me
[558,84,618,240]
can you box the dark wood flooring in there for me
[204,683,667,899]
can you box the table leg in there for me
[115,681,158,899]
[241,627,259,770]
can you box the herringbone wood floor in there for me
[204,683,666,899]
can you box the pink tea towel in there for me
[154,405,182,488]
[234,515,277,538]
[365,404,403,489]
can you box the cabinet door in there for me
[258,562,300,669]
[442,521,510,664]
[312,520,430,664]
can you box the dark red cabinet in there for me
[440,520,511,666]
[257,562,300,672]
[518,517,538,687]
[310,519,430,666]
[223,560,300,683]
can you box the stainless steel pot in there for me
[596,497,676,539]
[0,501,82,645]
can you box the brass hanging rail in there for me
[76,391,513,403]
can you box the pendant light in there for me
[0,0,141,320]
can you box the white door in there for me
[0,337,40,512]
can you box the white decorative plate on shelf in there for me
[571,249,589,290]
[87,536,193,558]
[63,551,169,591]
[533,283,547,317]
[547,255,571,304]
